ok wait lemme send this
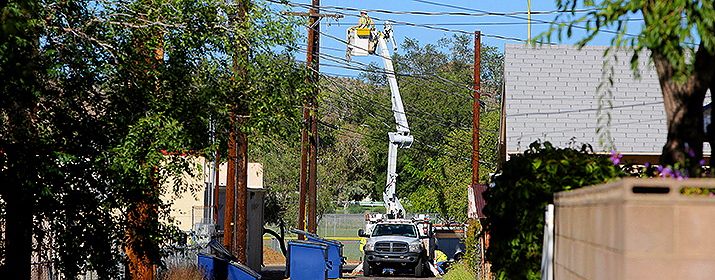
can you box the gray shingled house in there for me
[501,43,711,164]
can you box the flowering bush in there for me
[610,146,715,196]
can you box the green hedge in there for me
[482,141,621,280]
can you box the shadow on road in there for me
[260,264,442,280]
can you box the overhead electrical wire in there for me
[273,2,534,42]
[317,70,501,153]
[270,0,597,17]
[318,75,499,163]
[324,118,497,165]
[275,0,639,41]
[408,0,640,38]
[320,19,645,27]
[295,49,502,134]
[507,101,662,117]
[272,7,504,161]
[297,46,502,107]
[289,30,503,144]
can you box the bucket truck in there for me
[347,23,438,277]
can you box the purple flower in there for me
[661,166,674,178]
[700,159,707,167]
[685,143,695,158]
[609,149,622,165]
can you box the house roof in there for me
[503,43,711,157]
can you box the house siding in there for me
[504,43,711,155]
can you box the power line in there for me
[318,72,500,151]
[281,0,637,40]
[291,34,503,106]
[274,10,504,159]
[274,2,534,42]
[507,101,662,117]
[271,0,597,17]
[409,0,639,38]
[320,18,645,27]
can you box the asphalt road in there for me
[260,264,442,280]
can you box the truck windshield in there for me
[372,224,417,238]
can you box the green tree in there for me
[0,0,307,277]
[483,141,620,280]
[541,0,715,174]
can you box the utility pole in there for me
[473,31,481,186]
[285,2,342,239]
[224,0,249,264]
[474,30,488,278]
[305,0,320,236]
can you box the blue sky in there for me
[272,0,645,78]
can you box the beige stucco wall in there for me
[163,157,263,232]
[554,178,715,280]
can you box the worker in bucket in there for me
[349,10,374,31]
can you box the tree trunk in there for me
[654,44,715,176]
[126,200,157,280]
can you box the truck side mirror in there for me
[358,229,368,237]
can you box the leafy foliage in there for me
[483,141,620,280]
[539,0,715,172]
[390,35,503,222]
[1,0,307,277]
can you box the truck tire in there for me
[363,261,372,277]
[414,258,424,277]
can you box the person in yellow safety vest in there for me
[350,10,374,31]
[359,237,367,252]
[434,249,448,274]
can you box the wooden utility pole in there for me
[473,31,481,185]
[224,0,249,263]
[474,30,488,278]
[305,0,320,235]
[287,1,342,238]
[225,128,236,252]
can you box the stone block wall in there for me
[554,178,715,279]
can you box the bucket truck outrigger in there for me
[347,22,438,277]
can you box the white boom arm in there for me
[376,23,413,219]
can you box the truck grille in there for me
[375,242,408,253]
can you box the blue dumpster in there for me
[291,229,345,279]
[198,254,228,280]
[199,254,261,280]
[286,240,330,280]
[305,237,344,278]
[228,261,262,280]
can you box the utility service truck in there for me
[348,22,439,277]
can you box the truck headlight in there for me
[409,243,422,252]
[364,243,374,251]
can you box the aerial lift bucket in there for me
[347,28,371,57]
